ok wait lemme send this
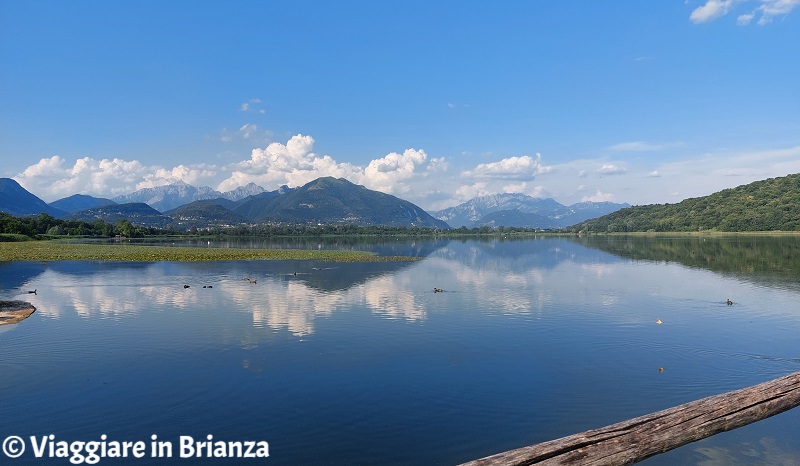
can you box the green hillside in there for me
[570,174,800,233]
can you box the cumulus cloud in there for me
[690,0,737,23]
[12,133,440,205]
[217,135,436,196]
[138,165,218,189]
[581,190,616,202]
[426,157,449,173]
[454,182,491,201]
[14,155,223,202]
[436,153,557,205]
[598,164,626,175]
[14,136,800,213]
[690,0,799,25]
[362,149,429,194]
[15,155,155,201]
[502,182,547,198]
[217,134,361,192]
[462,153,553,180]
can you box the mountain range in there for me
[110,180,267,211]
[430,193,630,229]
[0,177,628,230]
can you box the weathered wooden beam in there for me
[460,371,800,466]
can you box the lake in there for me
[2,235,799,465]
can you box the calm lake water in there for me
[2,236,799,465]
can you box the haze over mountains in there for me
[430,193,629,228]
[1,176,628,230]
[111,181,267,212]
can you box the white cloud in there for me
[502,182,547,198]
[690,0,799,24]
[240,98,263,112]
[362,149,428,194]
[434,153,557,205]
[597,164,626,175]
[15,128,800,214]
[14,155,158,201]
[218,134,362,192]
[238,123,258,139]
[690,0,737,23]
[426,157,449,173]
[754,0,800,24]
[454,182,491,201]
[462,153,553,180]
[137,165,218,190]
[581,190,616,202]
[217,135,434,197]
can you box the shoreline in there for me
[0,242,420,262]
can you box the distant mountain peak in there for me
[222,182,266,201]
[49,194,117,213]
[431,192,628,229]
[112,183,221,212]
[233,176,448,228]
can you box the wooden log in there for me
[460,371,800,466]
[0,300,36,325]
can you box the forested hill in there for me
[569,174,800,233]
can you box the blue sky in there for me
[2,1,799,210]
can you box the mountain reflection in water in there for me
[1,236,799,465]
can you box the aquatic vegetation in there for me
[0,241,419,262]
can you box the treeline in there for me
[569,174,800,233]
[0,212,544,240]
[190,224,541,237]
[0,213,170,240]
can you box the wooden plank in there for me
[459,371,800,466]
